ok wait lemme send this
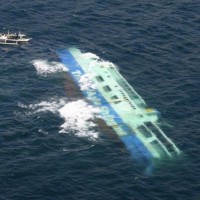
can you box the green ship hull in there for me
[57,48,181,166]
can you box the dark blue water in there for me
[1,1,200,199]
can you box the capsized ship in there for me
[57,48,181,165]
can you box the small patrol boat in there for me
[0,30,31,45]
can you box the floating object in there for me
[0,30,31,45]
[57,48,181,165]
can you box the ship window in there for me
[111,95,121,104]
[137,125,152,138]
[150,140,162,151]
[111,95,118,99]
[96,76,104,82]
[131,105,136,109]
[103,85,112,92]
[144,122,161,135]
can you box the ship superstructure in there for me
[57,48,181,164]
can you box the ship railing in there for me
[143,122,181,155]
[135,123,172,157]
[153,123,181,155]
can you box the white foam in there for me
[18,98,100,140]
[38,129,48,135]
[58,100,100,140]
[78,73,96,91]
[18,98,66,114]
[80,52,100,60]
[31,59,68,77]
[18,102,28,109]
[80,52,117,70]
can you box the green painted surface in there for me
[69,48,181,159]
